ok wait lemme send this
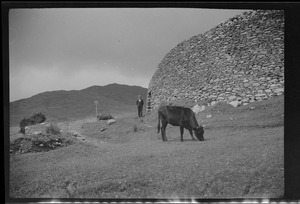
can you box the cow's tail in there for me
[157,112,161,134]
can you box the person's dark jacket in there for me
[136,99,144,108]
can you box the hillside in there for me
[10,83,147,126]
[9,95,284,198]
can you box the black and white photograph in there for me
[4,2,296,202]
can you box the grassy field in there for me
[9,95,284,199]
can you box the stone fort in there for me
[147,10,284,112]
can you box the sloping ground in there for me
[10,84,147,126]
[9,95,284,199]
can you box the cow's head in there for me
[194,126,204,141]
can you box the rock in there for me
[255,93,266,97]
[107,119,117,125]
[100,128,107,132]
[209,95,218,99]
[270,84,278,88]
[242,98,249,103]
[211,101,218,106]
[200,105,206,111]
[73,132,79,136]
[229,100,241,107]
[265,89,272,93]
[192,104,205,113]
[257,90,264,94]
[206,115,212,118]
[243,83,250,87]
[274,88,284,93]
[250,106,255,110]
[228,96,237,101]
[98,114,114,121]
[33,131,42,135]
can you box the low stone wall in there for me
[148,10,284,110]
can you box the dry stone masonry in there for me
[147,10,284,111]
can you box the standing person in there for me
[136,95,144,117]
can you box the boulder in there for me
[192,104,205,113]
[98,114,114,121]
[107,119,117,125]
[229,100,241,107]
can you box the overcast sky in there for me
[9,8,248,102]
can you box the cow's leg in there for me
[161,121,168,141]
[189,129,196,141]
[180,126,184,142]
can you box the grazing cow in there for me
[157,105,204,142]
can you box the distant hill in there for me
[10,83,147,126]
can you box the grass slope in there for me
[9,84,147,126]
[9,95,284,199]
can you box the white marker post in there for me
[94,100,99,122]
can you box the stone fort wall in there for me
[147,10,284,111]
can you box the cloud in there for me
[9,8,248,101]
